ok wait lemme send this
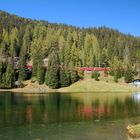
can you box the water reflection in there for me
[0,92,139,127]
[132,92,140,102]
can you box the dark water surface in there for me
[0,92,140,140]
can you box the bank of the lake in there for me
[0,79,139,93]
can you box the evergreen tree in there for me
[10,27,19,56]
[45,51,60,89]
[32,40,38,77]
[0,60,3,87]
[83,33,92,66]
[1,29,9,56]
[59,35,65,64]
[91,35,100,66]
[71,42,78,67]
[5,63,12,88]
[70,70,79,84]
[37,67,45,85]
[109,56,122,82]
[18,49,27,82]
[64,38,72,68]
[18,28,29,82]
[124,64,134,83]
[37,49,45,84]
[60,68,70,87]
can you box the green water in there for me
[0,92,140,140]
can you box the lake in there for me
[0,92,140,140]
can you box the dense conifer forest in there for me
[0,10,140,89]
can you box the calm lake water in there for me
[0,92,140,140]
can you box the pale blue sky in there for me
[0,0,140,36]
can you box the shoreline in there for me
[0,79,140,93]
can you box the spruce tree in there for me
[37,66,45,85]
[1,29,9,56]
[60,68,70,87]
[59,35,65,64]
[10,27,19,56]
[37,49,45,85]
[124,64,134,83]
[0,60,3,87]
[18,50,27,83]
[32,42,38,77]
[45,51,60,89]
[18,29,28,83]
[70,70,79,84]
[5,63,12,88]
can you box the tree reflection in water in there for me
[0,92,139,128]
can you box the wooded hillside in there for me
[0,10,140,89]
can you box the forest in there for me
[0,10,140,89]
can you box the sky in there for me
[0,0,140,36]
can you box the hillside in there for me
[0,10,140,90]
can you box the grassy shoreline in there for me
[0,79,140,93]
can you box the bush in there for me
[92,71,100,81]
[18,81,24,88]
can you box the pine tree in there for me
[37,66,45,85]
[91,35,100,66]
[71,42,78,67]
[5,63,12,88]
[1,29,9,56]
[18,28,29,83]
[60,68,70,87]
[0,60,3,87]
[59,35,65,64]
[18,49,27,82]
[109,56,122,82]
[6,28,18,87]
[64,31,73,68]
[45,51,60,89]
[83,33,91,66]
[37,49,45,85]
[32,40,38,77]
[70,70,79,84]
[10,27,19,56]
[124,64,134,83]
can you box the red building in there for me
[79,67,111,71]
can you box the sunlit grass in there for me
[58,79,140,92]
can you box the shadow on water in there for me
[0,92,140,140]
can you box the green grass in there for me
[58,79,140,93]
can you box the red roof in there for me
[25,65,33,69]
[79,67,111,71]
